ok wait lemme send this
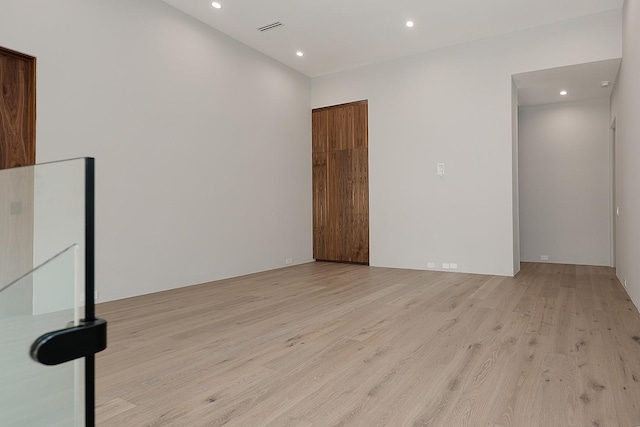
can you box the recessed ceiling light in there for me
[296,51,304,57]
[406,21,414,28]
[560,90,568,96]
[211,2,222,9]
[600,80,611,88]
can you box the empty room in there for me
[1,0,640,426]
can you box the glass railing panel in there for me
[0,158,88,313]
[0,245,84,427]
[0,163,35,301]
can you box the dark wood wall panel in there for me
[0,47,36,170]
[312,152,327,260]
[354,103,368,149]
[326,150,343,261]
[312,109,328,153]
[327,108,343,152]
[328,105,355,152]
[312,100,369,264]
[350,148,369,263]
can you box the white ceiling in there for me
[514,59,621,106]
[161,0,623,77]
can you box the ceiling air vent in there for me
[257,22,283,32]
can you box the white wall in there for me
[519,99,611,266]
[610,0,640,310]
[0,0,313,302]
[312,11,622,276]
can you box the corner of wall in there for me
[511,77,521,276]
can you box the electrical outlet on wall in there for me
[442,263,450,269]
[285,258,293,265]
[427,262,435,269]
[450,263,458,269]
[541,255,549,261]
[623,278,627,287]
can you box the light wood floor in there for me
[96,262,640,426]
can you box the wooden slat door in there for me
[312,100,369,264]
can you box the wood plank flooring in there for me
[95,262,640,426]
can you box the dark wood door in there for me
[0,46,36,314]
[312,100,369,264]
[0,46,36,169]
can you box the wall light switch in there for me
[437,163,445,176]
